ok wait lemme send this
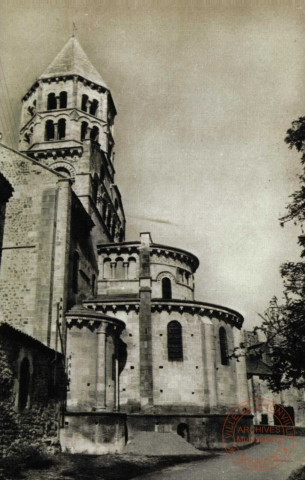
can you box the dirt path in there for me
[133,436,305,480]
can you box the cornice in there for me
[83,298,243,328]
[151,244,199,272]
[97,242,140,255]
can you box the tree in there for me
[242,118,305,392]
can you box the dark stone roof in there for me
[85,294,139,302]
[39,37,109,89]
[0,322,63,356]
[65,305,125,328]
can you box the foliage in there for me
[250,118,305,392]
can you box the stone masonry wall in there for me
[0,325,64,457]
[0,144,70,345]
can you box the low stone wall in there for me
[61,412,127,454]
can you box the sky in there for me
[1,0,305,328]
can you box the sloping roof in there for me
[65,305,125,329]
[0,322,63,356]
[39,37,109,89]
[246,357,272,377]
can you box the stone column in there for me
[202,317,217,411]
[114,333,120,411]
[96,322,107,410]
[54,122,59,140]
[233,328,249,404]
[123,262,129,279]
[111,262,116,279]
[139,232,153,408]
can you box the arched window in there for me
[81,121,88,141]
[59,91,67,108]
[103,258,111,279]
[58,118,66,140]
[128,257,137,279]
[81,94,88,112]
[90,99,99,116]
[116,257,124,279]
[45,120,55,141]
[219,327,229,365]
[18,357,30,411]
[114,198,119,210]
[72,251,79,294]
[90,126,99,142]
[177,423,189,442]
[162,277,172,299]
[47,93,57,110]
[167,321,183,361]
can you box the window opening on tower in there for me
[81,94,88,112]
[59,91,67,108]
[47,93,57,110]
[58,118,66,140]
[45,120,55,141]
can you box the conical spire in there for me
[39,37,109,89]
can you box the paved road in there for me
[134,436,305,480]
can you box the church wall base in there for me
[61,413,127,454]
[61,411,254,454]
[127,413,254,450]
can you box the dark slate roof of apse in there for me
[39,36,109,89]
[65,305,125,328]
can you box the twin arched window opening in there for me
[80,122,99,143]
[45,119,66,141]
[219,327,229,365]
[47,92,67,110]
[81,94,99,116]
[167,321,183,361]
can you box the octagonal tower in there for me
[19,36,125,244]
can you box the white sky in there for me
[1,0,305,328]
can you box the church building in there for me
[0,37,301,456]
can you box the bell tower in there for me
[19,36,125,243]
